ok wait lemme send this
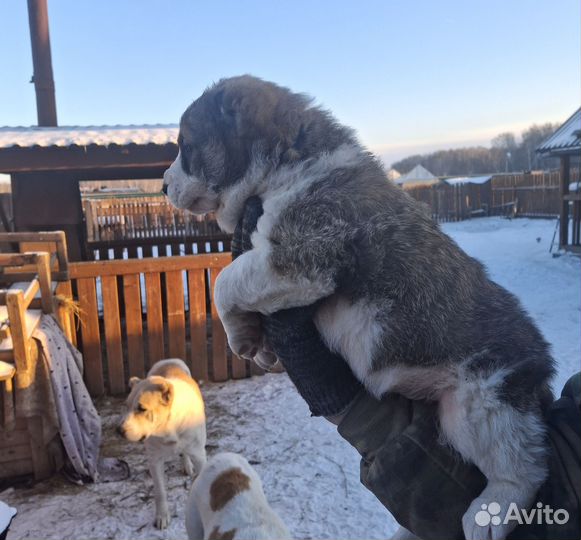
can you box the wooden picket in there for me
[69,253,257,396]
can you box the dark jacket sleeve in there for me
[337,390,486,540]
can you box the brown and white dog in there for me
[163,76,555,540]
[185,452,290,540]
[118,358,207,529]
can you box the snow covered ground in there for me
[3,217,580,540]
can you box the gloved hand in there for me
[232,196,363,417]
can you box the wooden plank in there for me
[0,458,34,479]
[0,443,32,463]
[165,270,186,361]
[145,272,165,367]
[69,252,231,278]
[187,269,208,381]
[209,268,228,382]
[76,278,104,395]
[123,274,144,379]
[27,416,53,480]
[101,275,125,394]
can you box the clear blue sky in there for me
[0,0,579,166]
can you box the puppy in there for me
[163,76,555,540]
[119,358,207,529]
[185,452,290,540]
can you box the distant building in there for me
[395,164,439,189]
[536,108,581,254]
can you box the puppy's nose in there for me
[116,425,126,437]
[161,183,168,195]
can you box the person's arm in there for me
[337,391,486,540]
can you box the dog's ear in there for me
[159,380,173,405]
[129,376,141,388]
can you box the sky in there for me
[0,0,579,167]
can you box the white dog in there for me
[119,358,207,529]
[185,452,290,540]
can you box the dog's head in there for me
[163,75,356,218]
[118,376,174,442]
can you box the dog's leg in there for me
[187,446,207,478]
[182,454,194,478]
[214,249,334,359]
[438,373,548,540]
[148,458,171,529]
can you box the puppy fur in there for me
[185,452,290,540]
[164,76,555,540]
[119,358,207,529]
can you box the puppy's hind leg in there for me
[439,372,548,540]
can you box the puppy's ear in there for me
[129,377,141,388]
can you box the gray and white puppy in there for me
[163,75,554,540]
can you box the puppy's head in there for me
[118,376,174,442]
[163,75,313,215]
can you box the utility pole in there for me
[27,0,57,126]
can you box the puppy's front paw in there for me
[462,497,512,540]
[155,509,171,529]
[223,313,262,360]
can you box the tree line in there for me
[391,122,559,176]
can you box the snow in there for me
[3,217,580,540]
[445,175,492,185]
[0,125,178,148]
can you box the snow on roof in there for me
[445,174,492,186]
[536,108,581,155]
[396,164,438,185]
[0,124,179,149]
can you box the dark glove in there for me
[232,196,363,417]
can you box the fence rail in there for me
[69,252,259,396]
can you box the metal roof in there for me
[536,108,581,155]
[0,124,179,149]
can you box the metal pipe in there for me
[27,0,57,126]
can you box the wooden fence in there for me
[404,182,491,222]
[82,195,231,260]
[491,170,564,217]
[69,252,261,396]
[405,170,580,222]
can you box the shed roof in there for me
[0,124,179,149]
[536,109,581,156]
[0,125,179,176]
[396,164,439,186]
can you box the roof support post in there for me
[559,155,570,248]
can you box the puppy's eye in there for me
[136,404,146,414]
[179,139,193,175]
